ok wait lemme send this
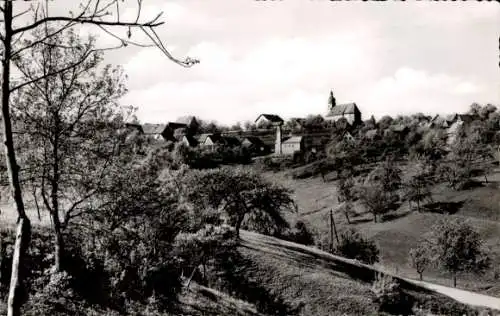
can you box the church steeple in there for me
[328,90,336,110]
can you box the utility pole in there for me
[330,208,340,252]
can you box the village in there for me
[128,90,486,162]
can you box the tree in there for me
[408,244,431,280]
[174,224,237,287]
[358,184,393,223]
[336,176,356,224]
[335,228,379,264]
[370,157,402,197]
[13,27,133,273]
[426,218,491,287]
[438,130,484,190]
[182,167,296,238]
[403,157,434,212]
[0,2,197,315]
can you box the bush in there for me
[335,229,380,264]
[277,221,315,246]
[371,273,413,314]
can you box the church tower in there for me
[328,90,336,111]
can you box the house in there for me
[324,90,362,125]
[242,136,269,155]
[281,136,304,156]
[255,113,285,155]
[255,114,284,128]
[165,122,188,141]
[176,116,199,133]
[198,133,241,151]
[142,123,168,140]
[181,135,198,147]
[141,121,188,141]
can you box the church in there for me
[324,90,362,126]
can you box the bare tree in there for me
[12,26,134,273]
[0,1,198,315]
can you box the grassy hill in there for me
[263,165,500,297]
[238,230,500,315]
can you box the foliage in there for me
[173,224,237,286]
[371,273,412,314]
[181,167,296,237]
[357,184,396,223]
[408,244,432,280]
[424,218,491,287]
[12,27,133,271]
[403,157,435,211]
[277,220,315,246]
[437,130,484,190]
[369,157,402,194]
[335,228,379,264]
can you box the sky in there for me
[11,1,500,125]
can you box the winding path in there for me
[241,230,500,311]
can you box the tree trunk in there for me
[344,211,350,224]
[453,274,457,288]
[7,219,31,316]
[52,214,64,272]
[373,212,377,223]
[51,123,64,272]
[235,214,244,238]
[2,3,32,316]
[419,272,423,281]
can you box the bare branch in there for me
[10,49,94,93]
[96,23,153,48]
[12,7,31,20]
[11,20,77,58]
[12,15,164,36]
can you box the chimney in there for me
[275,125,282,155]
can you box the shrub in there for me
[371,273,413,314]
[335,228,379,264]
[277,221,315,246]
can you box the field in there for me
[263,165,500,297]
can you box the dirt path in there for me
[241,230,500,311]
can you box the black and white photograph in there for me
[0,0,499,315]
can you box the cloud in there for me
[115,1,499,125]
[122,32,378,124]
[360,67,486,118]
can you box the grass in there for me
[265,165,500,297]
[176,282,265,316]
[239,230,497,316]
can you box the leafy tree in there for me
[174,224,236,287]
[439,130,484,190]
[425,218,491,287]
[420,129,447,161]
[403,157,434,212]
[181,167,296,237]
[378,115,394,130]
[336,201,355,225]
[358,184,394,223]
[335,228,379,264]
[408,244,432,280]
[0,1,197,314]
[243,120,257,131]
[336,177,356,224]
[370,157,402,197]
[303,114,326,131]
[13,27,132,272]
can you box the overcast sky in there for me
[27,1,500,125]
